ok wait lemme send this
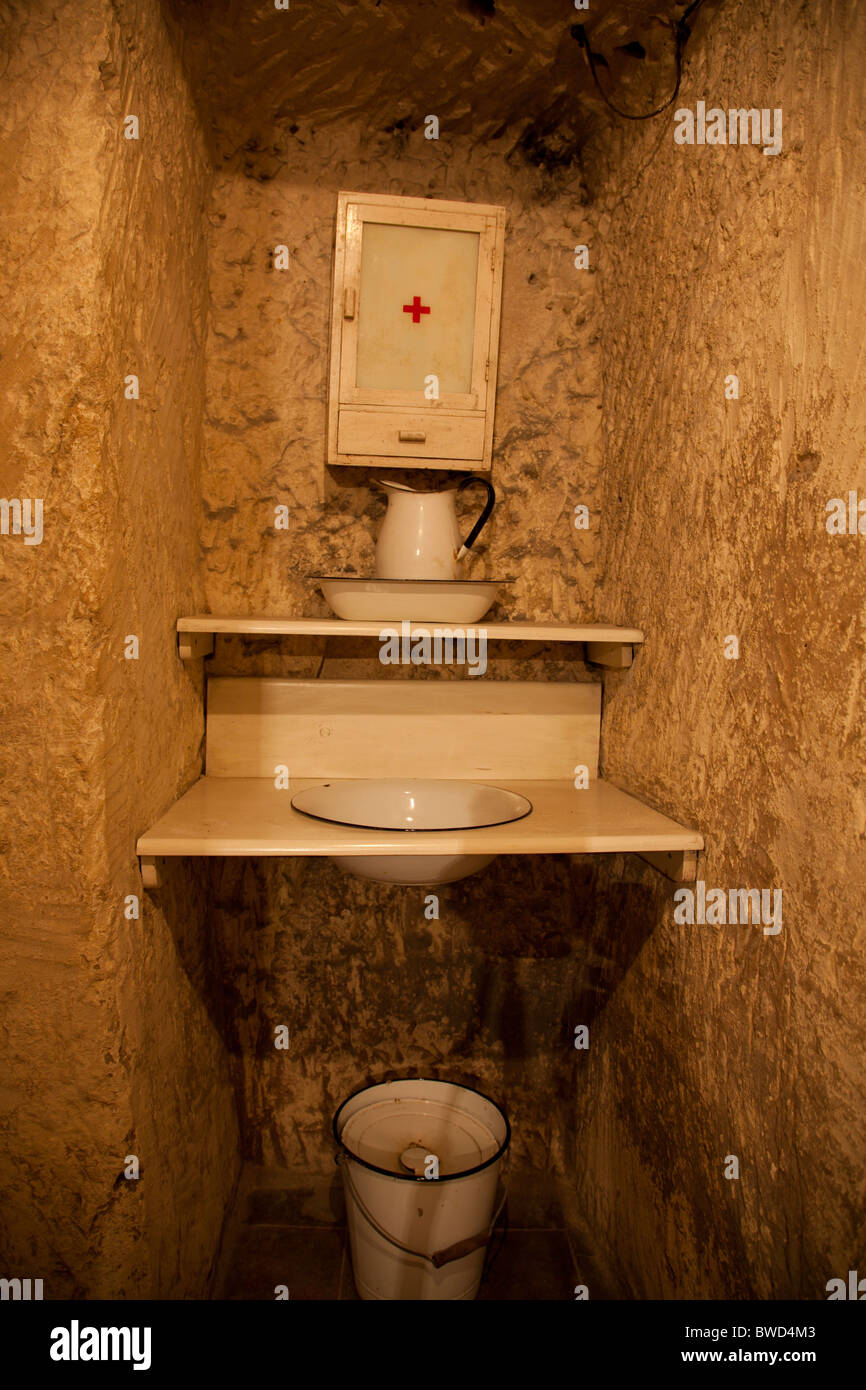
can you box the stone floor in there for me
[215,1167,610,1301]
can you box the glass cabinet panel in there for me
[356,223,479,395]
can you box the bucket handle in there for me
[337,1151,508,1269]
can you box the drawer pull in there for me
[399,430,427,443]
[343,288,356,319]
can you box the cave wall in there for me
[562,0,866,1297]
[0,0,238,1297]
[3,0,861,1301]
[201,128,604,1191]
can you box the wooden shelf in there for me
[137,776,703,884]
[137,678,702,885]
[176,616,645,668]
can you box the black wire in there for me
[574,0,709,122]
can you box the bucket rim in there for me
[332,1075,511,1184]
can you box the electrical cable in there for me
[573,0,709,122]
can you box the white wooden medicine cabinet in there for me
[327,191,506,471]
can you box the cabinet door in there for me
[328,192,505,471]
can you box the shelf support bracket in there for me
[586,641,633,669]
[139,855,162,891]
[637,848,699,883]
[178,631,214,661]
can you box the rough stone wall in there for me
[168,0,698,178]
[563,0,866,1296]
[210,854,603,1210]
[202,130,603,1187]
[6,0,860,1301]
[0,0,238,1297]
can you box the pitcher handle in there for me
[456,475,496,560]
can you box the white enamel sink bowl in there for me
[290,779,532,885]
[311,576,506,624]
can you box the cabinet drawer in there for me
[337,408,485,461]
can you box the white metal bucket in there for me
[334,1077,510,1301]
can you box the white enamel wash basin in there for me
[290,779,532,885]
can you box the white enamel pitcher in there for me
[374,476,496,580]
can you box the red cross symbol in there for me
[402,295,430,323]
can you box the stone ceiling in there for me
[164,0,713,172]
